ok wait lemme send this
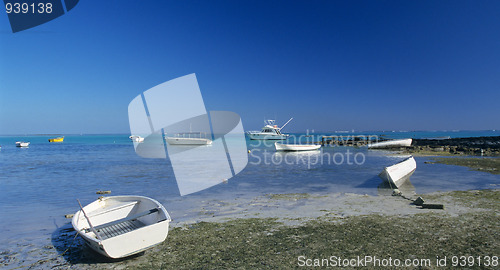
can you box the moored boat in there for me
[378,156,417,188]
[165,132,212,145]
[368,138,412,149]
[247,118,293,140]
[15,141,30,147]
[275,142,321,151]
[72,195,171,259]
[129,135,145,142]
[48,136,64,142]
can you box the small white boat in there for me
[129,135,145,142]
[247,118,293,140]
[72,195,171,259]
[378,156,417,188]
[165,132,212,145]
[275,142,321,151]
[368,138,412,149]
[15,141,30,147]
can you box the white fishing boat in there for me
[129,135,145,142]
[275,142,321,151]
[247,118,293,140]
[368,138,412,149]
[72,195,171,259]
[165,132,212,145]
[15,141,30,147]
[378,156,417,188]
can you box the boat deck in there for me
[97,219,145,240]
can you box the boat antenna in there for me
[77,199,103,241]
[280,118,293,130]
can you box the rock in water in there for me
[392,189,402,196]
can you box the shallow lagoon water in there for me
[0,133,499,267]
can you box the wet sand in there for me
[9,188,499,269]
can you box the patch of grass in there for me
[432,157,500,175]
[404,150,457,157]
[429,189,500,211]
[266,193,312,200]
[134,211,499,269]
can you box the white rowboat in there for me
[378,156,417,188]
[15,141,30,147]
[275,142,321,151]
[72,196,171,259]
[368,138,412,149]
[165,137,212,145]
[165,132,212,145]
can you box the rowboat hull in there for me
[275,142,321,151]
[165,137,212,145]
[378,156,417,188]
[72,196,171,259]
[48,137,64,142]
[368,138,412,149]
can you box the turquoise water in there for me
[0,132,499,267]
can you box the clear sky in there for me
[1,0,499,134]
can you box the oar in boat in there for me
[77,199,103,241]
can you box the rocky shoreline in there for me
[411,136,500,156]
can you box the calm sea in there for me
[0,131,499,267]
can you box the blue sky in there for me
[1,0,499,134]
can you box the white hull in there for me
[247,133,288,140]
[275,142,321,151]
[165,137,212,145]
[247,118,292,140]
[72,196,171,259]
[15,141,30,147]
[129,135,144,142]
[368,138,412,149]
[378,156,417,188]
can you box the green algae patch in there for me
[266,193,312,200]
[134,212,499,269]
[432,157,500,175]
[425,189,500,211]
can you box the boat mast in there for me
[280,118,293,130]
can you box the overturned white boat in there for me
[275,142,321,151]
[378,156,417,188]
[72,196,171,259]
[368,138,412,149]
